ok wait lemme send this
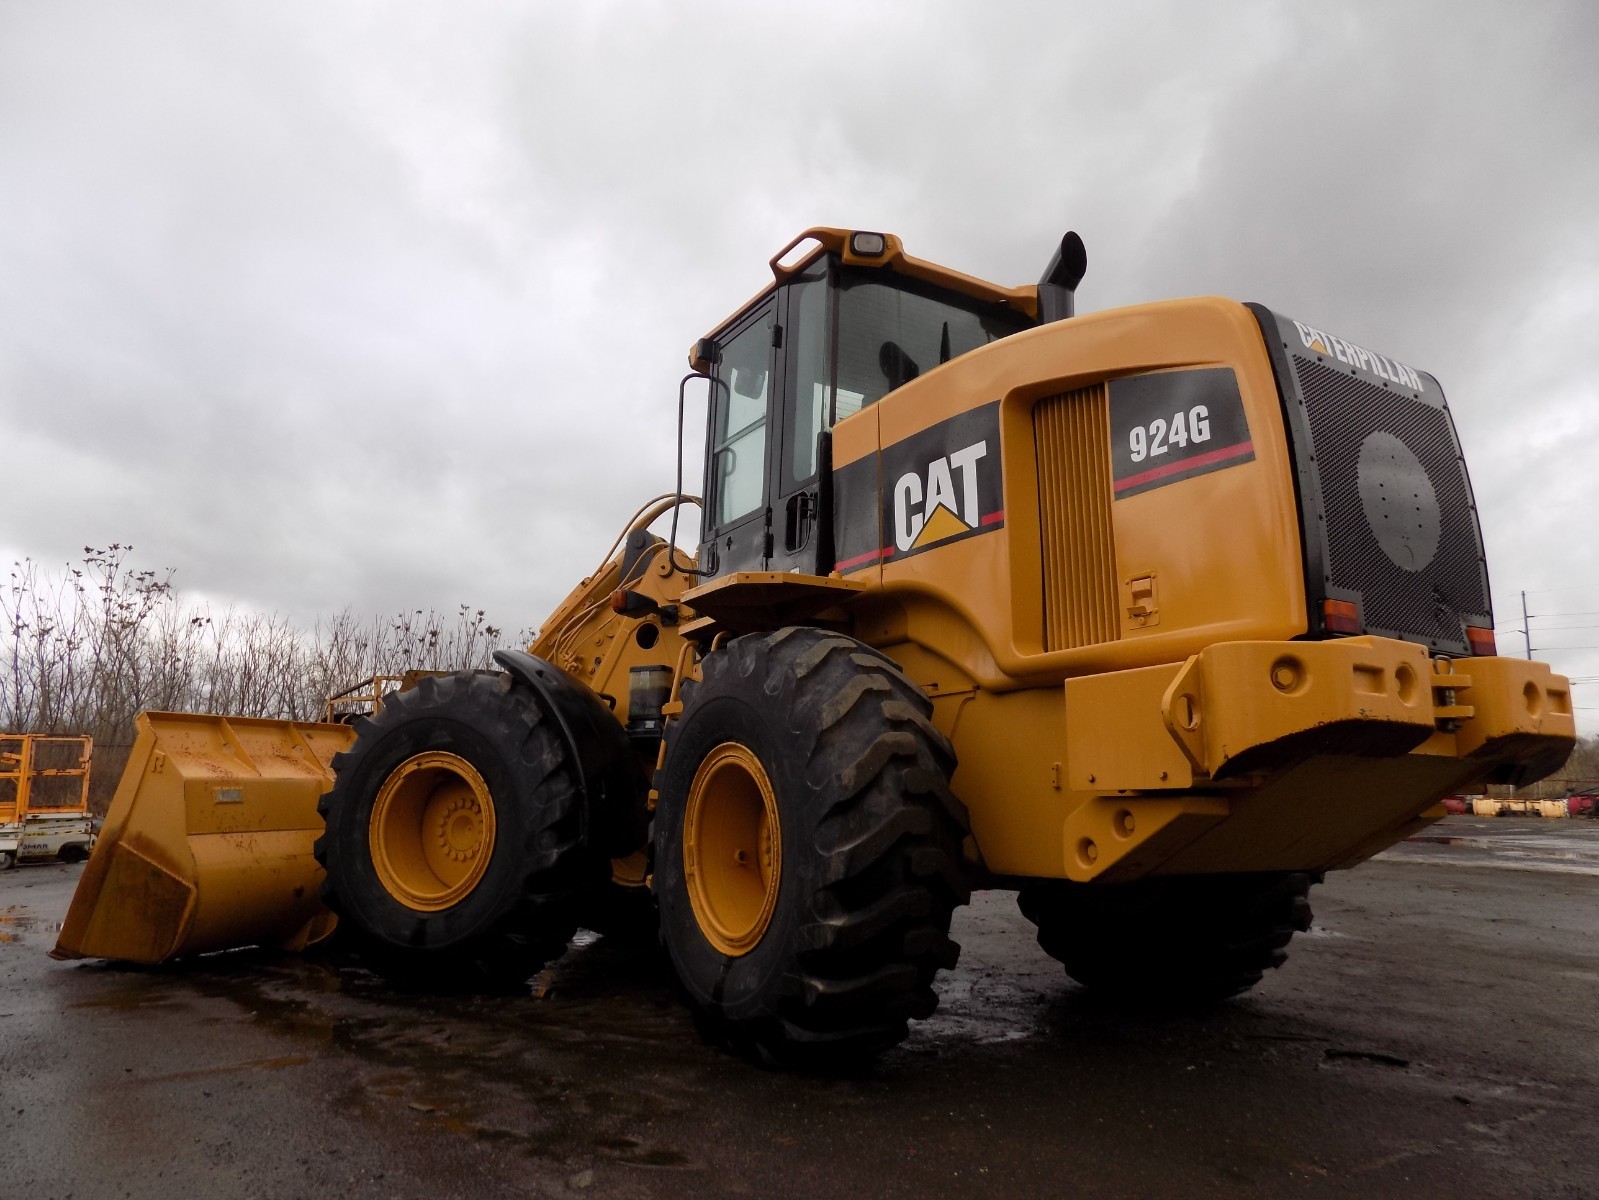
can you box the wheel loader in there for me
[53,226,1575,1066]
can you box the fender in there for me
[493,649,650,857]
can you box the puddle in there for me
[1393,826,1599,876]
[0,908,56,943]
[133,1054,313,1084]
[68,983,190,1014]
[1388,854,1599,878]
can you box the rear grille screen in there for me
[1035,384,1119,650]
[1289,354,1490,650]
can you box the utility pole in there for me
[1511,593,1529,803]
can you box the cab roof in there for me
[690,227,1040,373]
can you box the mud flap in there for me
[52,712,354,964]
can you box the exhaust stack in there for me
[1038,231,1087,323]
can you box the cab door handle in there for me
[783,492,815,553]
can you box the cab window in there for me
[834,270,1030,416]
[709,308,773,527]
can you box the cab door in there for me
[699,260,835,580]
[699,301,776,579]
[767,260,832,575]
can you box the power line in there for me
[1522,583,1599,596]
[1490,630,1599,640]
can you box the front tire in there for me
[1017,871,1317,1003]
[654,628,969,1067]
[315,671,606,988]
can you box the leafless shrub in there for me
[1,546,531,810]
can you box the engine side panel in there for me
[834,296,1308,690]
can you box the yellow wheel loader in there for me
[55,227,1575,1066]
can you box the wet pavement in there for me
[3,815,1598,1199]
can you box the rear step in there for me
[52,712,353,964]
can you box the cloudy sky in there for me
[3,1,1596,729]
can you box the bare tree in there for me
[0,548,531,810]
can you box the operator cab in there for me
[692,228,1055,579]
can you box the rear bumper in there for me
[1049,637,1574,882]
[1157,639,1572,784]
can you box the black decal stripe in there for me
[830,451,881,572]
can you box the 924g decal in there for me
[1110,368,1254,499]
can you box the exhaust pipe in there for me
[1038,231,1087,323]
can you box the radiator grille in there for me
[1035,384,1118,650]
[1291,355,1490,648]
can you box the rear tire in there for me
[1017,872,1316,1003]
[58,844,88,864]
[654,628,969,1068]
[315,671,606,989]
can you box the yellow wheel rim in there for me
[683,742,782,957]
[369,751,497,912]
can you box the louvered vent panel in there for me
[1035,384,1118,650]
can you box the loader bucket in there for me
[52,712,355,965]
